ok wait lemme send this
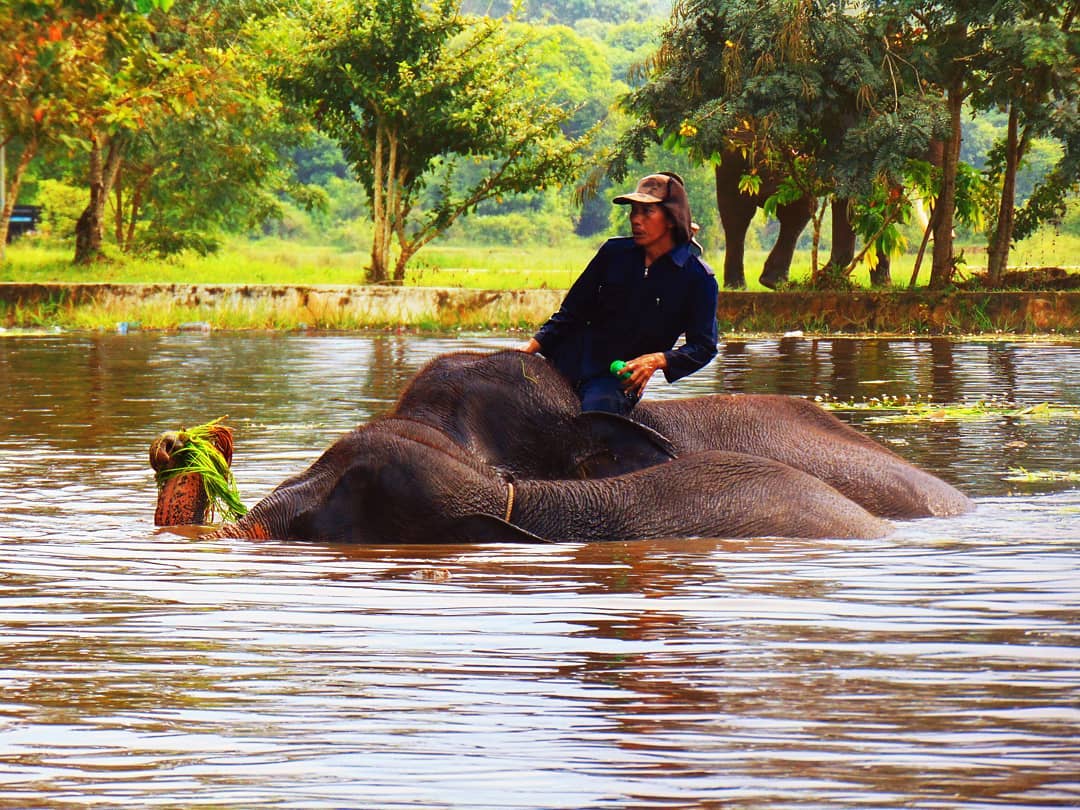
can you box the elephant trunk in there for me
[149,423,240,528]
[154,470,210,526]
[204,513,274,540]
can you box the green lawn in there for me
[2,230,1076,290]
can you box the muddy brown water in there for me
[1,332,1077,808]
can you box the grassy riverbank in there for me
[11,232,1076,289]
[2,234,1077,334]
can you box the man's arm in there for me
[663,271,719,382]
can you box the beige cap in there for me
[612,174,673,205]
[612,172,695,245]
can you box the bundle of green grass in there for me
[153,417,247,522]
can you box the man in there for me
[521,172,719,414]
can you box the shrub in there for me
[32,179,85,239]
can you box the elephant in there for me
[152,416,892,542]
[714,146,815,290]
[149,349,968,542]
[633,395,974,519]
[391,350,972,519]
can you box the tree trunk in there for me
[386,136,403,284]
[809,199,825,279]
[929,83,964,289]
[114,170,125,250]
[369,119,389,283]
[0,134,38,247]
[74,133,125,264]
[394,246,415,282]
[825,197,857,270]
[908,201,936,288]
[126,172,149,249]
[987,104,1029,286]
[367,123,403,283]
[869,246,891,287]
[714,162,755,289]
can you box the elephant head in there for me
[150,421,236,526]
[392,350,676,478]
[194,418,550,544]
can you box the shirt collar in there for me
[643,241,692,270]
[669,242,693,268]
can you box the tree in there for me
[34,0,202,263]
[866,0,1031,287]
[108,1,317,256]
[616,0,942,287]
[277,0,592,283]
[1,0,315,261]
[0,1,156,248]
[976,1,1080,283]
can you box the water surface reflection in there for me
[0,333,1077,808]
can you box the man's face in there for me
[629,202,674,256]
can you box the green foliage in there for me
[866,0,1079,286]
[461,0,661,24]
[621,0,913,174]
[112,2,317,258]
[447,210,570,246]
[1005,467,1080,484]
[512,23,620,139]
[612,0,948,289]
[31,179,85,238]
[4,0,1072,290]
[0,0,316,261]
[277,0,592,282]
[575,18,661,84]
[849,181,911,260]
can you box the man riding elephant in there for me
[521,171,719,415]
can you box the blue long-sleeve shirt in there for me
[534,237,719,386]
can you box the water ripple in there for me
[1,335,1077,808]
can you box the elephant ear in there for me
[574,412,677,478]
[443,514,555,544]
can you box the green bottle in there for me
[610,359,632,380]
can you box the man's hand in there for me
[520,338,541,354]
[620,352,667,396]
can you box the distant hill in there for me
[460,0,671,24]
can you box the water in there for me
[1,332,1078,808]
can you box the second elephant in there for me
[633,395,973,518]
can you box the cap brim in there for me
[613,192,665,205]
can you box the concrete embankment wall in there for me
[1,282,1078,333]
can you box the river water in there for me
[1,332,1077,808]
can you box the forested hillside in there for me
[2,0,1076,288]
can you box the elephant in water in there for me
[149,349,970,542]
[152,417,891,542]
[392,350,971,519]
[633,396,974,518]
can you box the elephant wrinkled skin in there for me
[633,396,974,518]
[391,350,676,479]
